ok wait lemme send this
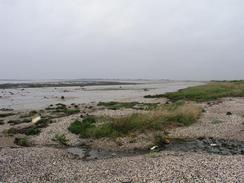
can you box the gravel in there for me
[0,97,244,182]
[170,98,244,141]
[31,114,82,146]
[0,147,243,183]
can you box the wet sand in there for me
[0,80,202,110]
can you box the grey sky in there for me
[0,0,243,80]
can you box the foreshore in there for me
[0,80,243,182]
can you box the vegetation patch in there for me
[14,137,30,147]
[46,103,80,116]
[153,133,170,148]
[7,118,52,136]
[0,113,15,118]
[8,118,31,125]
[68,103,202,139]
[144,81,244,102]
[52,133,69,146]
[24,127,41,135]
[97,101,159,110]
[144,94,165,99]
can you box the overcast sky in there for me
[0,0,243,80]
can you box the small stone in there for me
[226,112,232,115]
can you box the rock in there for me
[61,96,65,100]
[150,146,158,150]
[226,112,232,115]
[210,143,218,147]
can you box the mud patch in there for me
[66,146,148,161]
[165,137,244,155]
[66,137,244,161]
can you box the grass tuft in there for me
[68,103,202,139]
[52,133,69,146]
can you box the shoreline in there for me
[0,81,243,182]
[0,81,138,89]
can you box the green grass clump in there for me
[98,101,158,110]
[68,116,97,137]
[7,126,41,136]
[68,120,84,134]
[24,127,41,135]
[64,108,80,115]
[14,137,29,147]
[53,133,69,146]
[68,103,202,139]
[144,82,244,102]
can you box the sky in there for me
[0,0,243,81]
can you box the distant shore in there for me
[0,80,138,89]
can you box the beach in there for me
[0,80,243,183]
